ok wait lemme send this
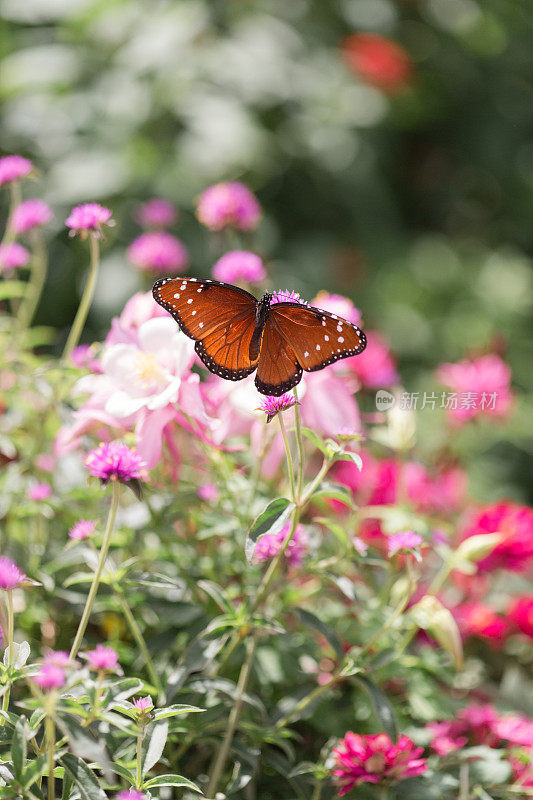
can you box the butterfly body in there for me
[153,277,366,396]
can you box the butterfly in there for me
[152,277,367,396]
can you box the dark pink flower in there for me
[453,603,509,645]
[259,393,298,423]
[0,242,30,272]
[70,344,102,373]
[135,198,176,229]
[494,715,533,748]
[68,520,96,541]
[0,558,26,590]
[198,484,219,502]
[0,155,33,187]
[254,522,308,566]
[428,704,501,757]
[12,199,52,234]
[341,34,413,93]
[65,203,113,238]
[349,330,399,388]
[116,791,146,800]
[127,232,188,274]
[87,644,119,672]
[34,664,65,690]
[28,482,52,502]
[387,531,423,557]
[332,732,426,792]
[311,292,361,325]
[436,354,513,425]
[132,696,153,722]
[509,596,533,639]
[212,250,266,284]
[196,182,261,231]
[85,441,147,486]
[460,502,533,572]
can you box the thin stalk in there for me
[69,481,120,659]
[359,560,416,658]
[278,412,296,502]
[116,590,162,698]
[292,388,304,500]
[311,779,322,800]
[206,633,257,798]
[16,228,48,332]
[1,181,21,248]
[250,508,300,614]
[45,714,55,800]
[379,789,389,800]
[1,590,15,719]
[136,731,143,788]
[275,668,341,730]
[62,233,100,360]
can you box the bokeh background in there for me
[1,0,531,499]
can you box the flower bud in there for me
[455,534,503,564]
[410,595,463,670]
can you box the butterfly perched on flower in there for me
[152,277,367,396]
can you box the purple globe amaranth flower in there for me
[0,558,26,590]
[34,663,66,691]
[12,198,52,234]
[127,231,188,274]
[0,155,34,187]
[65,203,114,239]
[254,522,308,566]
[0,242,30,272]
[27,482,52,502]
[387,530,424,557]
[68,519,96,541]
[87,644,120,672]
[116,791,147,800]
[85,441,147,491]
[269,289,308,306]
[196,181,261,231]
[135,198,176,229]
[259,393,299,423]
[212,250,266,284]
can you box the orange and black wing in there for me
[255,319,302,396]
[269,302,366,372]
[153,277,259,381]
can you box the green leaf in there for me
[301,427,329,457]
[141,719,169,776]
[108,761,137,784]
[245,497,295,564]
[12,717,27,778]
[332,450,363,470]
[166,635,227,700]
[143,774,202,792]
[56,715,113,782]
[473,788,495,800]
[60,754,107,800]
[3,641,31,669]
[314,517,348,548]
[323,572,358,602]
[197,580,234,614]
[22,754,47,789]
[312,482,354,508]
[355,675,398,740]
[152,704,204,720]
[0,281,26,300]
[295,608,344,659]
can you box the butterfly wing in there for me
[255,320,303,396]
[269,302,366,372]
[153,277,259,380]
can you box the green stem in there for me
[69,481,120,659]
[116,590,163,698]
[1,590,15,720]
[1,181,21,248]
[359,560,416,657]
[379,789,389,800]
[16,228,48,333]
[292,388,304,501]
[206,633,257,798]
[251,508,301,614]
[278,412,296,502]
[136,731,143,788]
[275,667,341,730]
[45,714,55,800]
[62,233,100,360]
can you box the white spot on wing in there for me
[187,299,193,304]
[338,336,344,343]
[316,344,321,351]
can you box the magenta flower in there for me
[27,482,52,502]
[254,522,308,566]
[34,664,65,691]
[135,198,176,229]
[436,353,513,424]
[0,155,33,187]
[12,198,52,234]
[132,696,153,718]
[0,558,26,590]
[259,393,298,423]
[69,344,102,373]
[85,441,147,487]
[387,530,424,557]
[460,502,533,573]
[127,231,188,274]
[311,292,361,325]
[212,250,266,284]
[453,602,509,645]
[65,203,113,238]
[509,595,533,639]
[196,181,261,231]
[270,289,307,305]
[87,644,119,672]
[198,483,219,502]
[333,732,426,792]
[349,330,399,388]
[427,703,501,756]
[68,519,96,541]
[43,650,72,667]
[0,242,30,272]
[116,791,146,800]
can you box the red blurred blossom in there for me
[0,558,26,590]
[0,155,33,186]
[28,482,52,501]
[349,330,399,388]
[509,596,533,639]
[87,644,119,672]
[65,203,113,238]
[135,198,176,229]
[196,181,261,231]
[332,732,426,792]
[12,198,52,234]
[427,704,500,756]
[34,664,65,691]
[212,250,266,284]
[436,354,513,425]
[127,232,188,274]
[341,34,413,93]
[254,522,308,567]
[460,502,533,573]
[0,242,30,272]
[453,602,509,645]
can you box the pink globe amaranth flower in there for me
[453,602,509,646]
[387,530,424,557]
[116,791,146,800]
[44,650,72,667]
[87,644,119,672]
[197,181,261,231]
[65,203,113,238]
[127,232,188,274]
[349,330,399,388]
[341,33,413,93]
[254,522,308,566]
[270,289,307,305]
[34,663,65,691]
[0,155,33,187]
[436,353,513,425]
[0,242,30,272]
[0,557,26,590]
[198,483,219,502]
[85,441,147,485]
[509,596,533,639]
[259,392,298,423]
[332,732,426,792]
[460,502,533,572]
[27,482,52,502]
[311,291,361,325]
[212,250,266,284]
[12,198,52,234]
[132,696,153,715]
[70,344,103,373]
[69,519,96,541]
[135,198,176,229]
